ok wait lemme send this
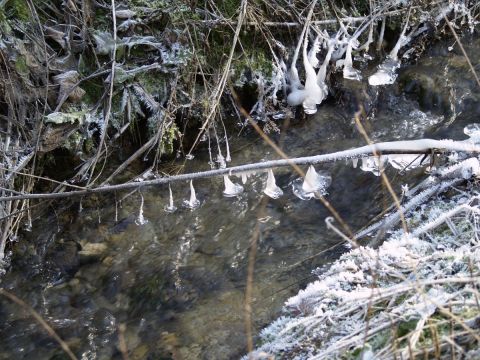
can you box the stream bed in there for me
[0,37,479,360]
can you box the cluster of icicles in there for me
[134,152,432,223]
[160,165,331,214]
[280,2,471,114]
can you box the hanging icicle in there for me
[342,39,362,81]
[263,169,283,199]
[223,175,244,197]
[183,180,200,209]
[164,184,177,213]
[368,12,416,86]
[291,165,332,200]
[135,193,148,225]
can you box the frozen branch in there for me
[0,139,478,202]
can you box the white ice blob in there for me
[368,57,401,86]
[235,171,254,184]
[360,156,387,176]
[292,166,331,200]
[164,185,177,213]
[464,123,480,141]
[388,154,427,171]
[223,175,244,197]
[183,180,200,209]
[263,169,283,199]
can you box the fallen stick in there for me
[0,139,478,202]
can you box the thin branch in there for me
[186,0,248,157]
[0,139,478,202]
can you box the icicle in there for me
[236,171,254,184]
[263,169,283,199]
[183,180,200,209]
[241,173,248,184]
[369,14,413,86]
[135,194,148,225]
[307,35,321,68]
[164,185,177,213]
[302,35,324,114]
[214,123,227,168]
[464,123,480,141]
[286,22,308,108]
[352,158,359,168]
[223,176,244,197]
[343,39,362,81]
[216,152,226,169]
[292,166,331,200]
[316,35,335,94]
[388,154,427,171]
[225,136,231,163]
[360,156,387,176]
[24,209,32,232]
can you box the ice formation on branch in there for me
[164,185,177,213]
[368,14,412,86]
[183,180,200,209]
[342,39,362,81]
[263,169,283,199]
[291,166,331,200]
[223,175,244,197]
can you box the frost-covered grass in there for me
[248,179,480,359]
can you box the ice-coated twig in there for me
[1,138,479,202]
[355,178,463,239]
[412,204,480,237]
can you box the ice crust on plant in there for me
[246,155,480,359]
[247,191,480,359]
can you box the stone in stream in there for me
[78,242,108,264]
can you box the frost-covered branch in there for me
[0,138,478,202]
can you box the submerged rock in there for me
[78,242,108,263]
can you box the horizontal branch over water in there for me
[1,139,478,202]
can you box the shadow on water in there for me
[1,36,479,359]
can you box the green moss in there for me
[159,122,180,155]
[396,319,419,339]
[4,0,30,21]
[81,78,104,105]
[63,131,83,152]
[14,55,29,75]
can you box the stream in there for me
[0,37,479,360]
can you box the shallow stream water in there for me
[0,37,479,360]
